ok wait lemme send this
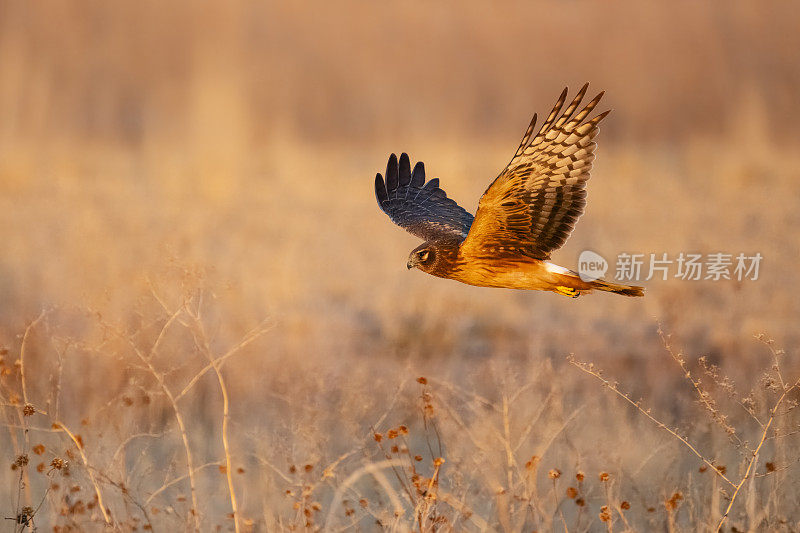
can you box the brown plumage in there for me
[375,84,644,298]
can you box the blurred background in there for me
[2,0,799,345]
[1,1,800,530]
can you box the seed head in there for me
[23,404,35,416]
[16,506,34,525]
[548,469,561,480]
[665,492,683,510]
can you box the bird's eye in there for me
[419,251,430,262]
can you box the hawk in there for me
[374,84,643,298]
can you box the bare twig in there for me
[113,320,202,532]
[658,328,744,449]
[175,317,273,402]
[501,394,516,490]
[568,354,735,488]
[324,459,407,529]
[186,302,240,533]
[110,432,162,468]
[54,421,112,525]
[145,462,220,505]
[16,310,48,512]
[19,310,47,411]
[715,377,800,531]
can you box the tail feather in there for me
[549,266,645,298]
[589,279,644,297]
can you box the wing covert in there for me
[375,153,474,242]
[462,84,609,260]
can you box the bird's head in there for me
[407,243,438,273]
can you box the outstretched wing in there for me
[461,84,609,260]
[375,153,474,242]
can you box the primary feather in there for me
[374,153,474,242]
[462,82,608,260]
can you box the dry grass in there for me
[2,1,800,531]
[3,300,799,531]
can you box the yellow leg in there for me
[554,286,580,298]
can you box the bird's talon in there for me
[555,286,580,298]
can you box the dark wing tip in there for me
[385,153,399,191]
[373,155,474,240]
[399,152,412,186]
[375,173,388,205]
[411,161,425,187]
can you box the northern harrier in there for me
[374,84,643,298]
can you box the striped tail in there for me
[589,279,644,297]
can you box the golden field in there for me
[1,2,799,531]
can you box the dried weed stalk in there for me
[569,329,799,532]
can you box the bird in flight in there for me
[374,84,643,298]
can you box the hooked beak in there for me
[407,260,414,270]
